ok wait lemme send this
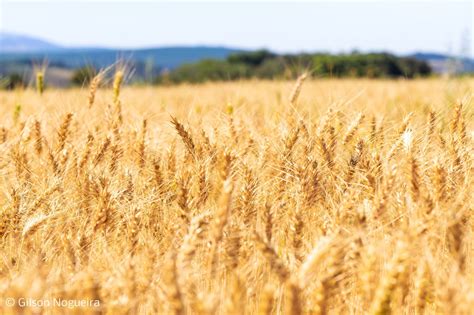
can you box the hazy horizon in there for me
[1,1,473,57]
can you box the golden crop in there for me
[0,77,472,314]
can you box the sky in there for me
[1,0,472,56]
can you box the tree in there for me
[227,50,276,67]
[0,73,25,90]
[71,66,97,86]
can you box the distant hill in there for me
[411,52,451,61]
[0,31,244,82]
[0,32,62,52]
[0,33,244,86]
[0,46,243,70]
[410,52,474,73]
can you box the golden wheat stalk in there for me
[289,72,308,106]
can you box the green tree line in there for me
[154,50,432,84]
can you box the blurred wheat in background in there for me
[0,75,472,314]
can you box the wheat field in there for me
[0,77,472,314]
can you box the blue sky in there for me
[1,1,472,56]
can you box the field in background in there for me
[0,78,472,314]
